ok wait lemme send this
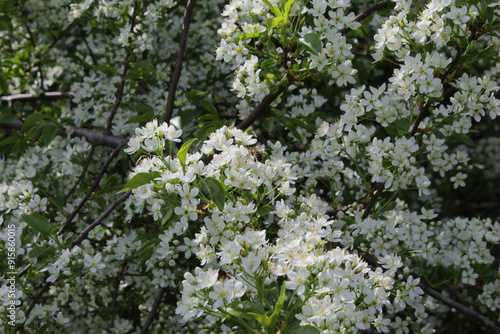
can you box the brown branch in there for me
[236,86,286,130]
[63,145,97,206]
[141,287,167,334]
[69,191,132,249]
[358,249,500,333]
[58,140,128,235]
[164,0,197,124]
[410,21,484,136]
[16,282,52,331]
[340,0,394,35]
[361,182,385,219]
[105,58,132,134]
[19,191,132,327]
[418,283,500,333]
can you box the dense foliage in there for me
[1,0,499,333]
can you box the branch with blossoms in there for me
[1,0,500,334]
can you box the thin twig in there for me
[16,282,52,331]
[105,58,132,134]
[141,287,167,334]
[59,140,128,235]
[110,262,127,329]
[418,283,500,333]
[164,0,197,123]
[20,191,132,327]
[410,21,483,135]
[79,25,98,66]
[358,249,500,333]
[236,86,286,130]
[340,0,394,35]
[69,191,132,249]
[63,145,97,206]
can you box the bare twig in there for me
[340,0,394,35]
[105,59,132,134]
[59,140,128,235]
[418,283,500,333]
[236,86,286,131]
[63,145,97,206]
[410,21,484,135]
[164,0,197,123]
[16,282,52,331]
[20,191,132,327]
[141,287,167,334]
[69,191,132,249]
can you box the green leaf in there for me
[269,282,287,327]
[41,124,58,146]
[448,133,475,146]
[284,325,321,334]
[94,64,117,76]
[160,207,175,226]
[133,233,159,243]
[22,113,45,131]
[263,0,282,17]
[300,33,323,56]
[280,118,302,141]
[128,102,154,114]
[282,0,296,23]
[193,99,218,115]
[21,214,52,237]
[125,110,155,124]
[236,31,263,42]
[258,205,273,217]
[29,246,55,259]
[185,89,208,100]
[179,108,201,127]
[202,177,225,211]
[119,172,161,193]
[177,138,198,167]
[137,237,160,264]
[0,113,18,123]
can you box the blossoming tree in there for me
[1,0,499,333]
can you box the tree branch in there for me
[340,0,394,35]
[141,287,167,334]
[236,86,286,131]
[418,283,500,333]
[58,140,128,235]
[69,191,132,249]
[164,0,196,124]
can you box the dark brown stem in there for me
[17,282,52,331]
[410,22,483,136]
[105,59,132,134]
[340,0,394,35]
[59,140,128,235]
[418,283,500,333]
[63,145,97,206]
[361,182,385,219]
[69,191,132,249]
[164,0,197,124]
[236,86,286,130]
[141,287,167,334]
